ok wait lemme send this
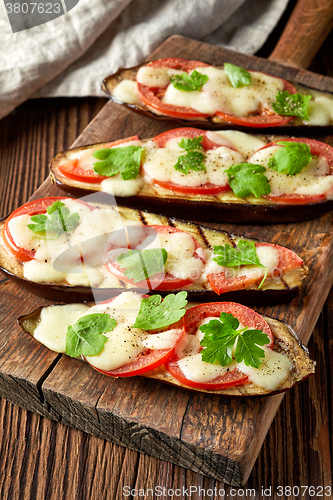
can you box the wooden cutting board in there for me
[1,35,333,487]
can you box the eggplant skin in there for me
[50,142,333,225]
[0,205,308,304]
[102,61,333,133]
[18,307,315,397]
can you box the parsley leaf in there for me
[132,292,188,330]
[213,240,267,289]
[272,90,312,120]
[117,248,168,283]
[178,136,204,152]
[174,151,206,174]
[268,141,316,175]
[170,70,208,91]
[199,312,270,368]
[27,201,80,238]
[224,63,252,88]
[225,163,271,198]
[213,241,264,267]
[93,145,144,179]
[174,136,206,175]
[66,313,116,358]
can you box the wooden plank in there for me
[1,36,333,487]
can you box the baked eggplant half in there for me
[103,57,333,130]
[0,197,307,303]
[18,292,315,397]
[50,128,333,224]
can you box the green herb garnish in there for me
[27,201,80,237]
[93,145,145,179]
[213,241,267,288]
[225,163,271,198]
[200,312,270,368]
[268,141,315,175]
[272,90,312,120]
[132,292,188,330]
[117,248,168,283]
[170,70,208,91]
[224,63,252,88]
[174,136,206,174]
[66,313,116,358]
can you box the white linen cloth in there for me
[0,0,289,120]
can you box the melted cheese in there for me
[34,304,90,352]
[250,146,333,196]
[142,141,244,187]
[111,80,142,105]
[198,67,284,116]
[162,85,216,115]
[294,85,333,126]
[206,130,266,158]
[101,176,144,196]
[237,347,293,390]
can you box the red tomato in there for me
[215,80,297,128]
[166,302,273,390]
[57,136,141,183]
[137,58,211,119]
[207,243,303,294]
[147,127,233,195]
[107,225,205,291]
[259,137,333,203]
[152,127,228,151]
[2,197,94,262]
[151,178,231,195]
[85,295,186,377]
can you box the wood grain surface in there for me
[1,15,333,500]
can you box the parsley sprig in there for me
[117,248,168,283]
[93,145,145,179]
[132,292,188,330]
[225,163,271,198]
[27,201,80,238]
[272,90,312,120]
[66,313,117,358]
[224,63,252,88]
[199,312,270,368]
[170,70,208,91]
[268,141,315,175]
[213,241,268,289]
[174,136,206,175]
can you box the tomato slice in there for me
[259,137,333,203]
[147,127,233,195]
[215,80,297,128]
[85,294,186,377]
[2,197,94,262]
[207,243,303,294]
[107,225,205,291]
[151,178,231,195]
[166,302,273,389]
[152,127,227,151]
[57,136,140,184]
[137,58,211,119]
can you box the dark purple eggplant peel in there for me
[18,304,315,397]
[0,205,308,303]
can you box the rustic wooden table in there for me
[1,6,333,499]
